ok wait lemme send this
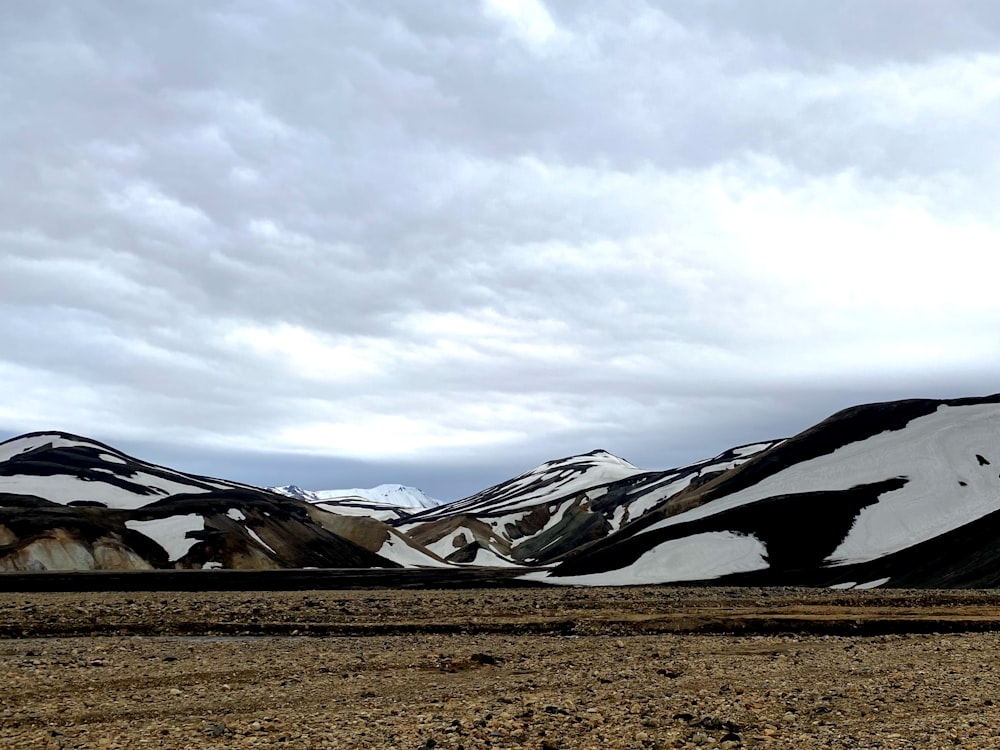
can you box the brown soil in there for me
[3,587,1000,749]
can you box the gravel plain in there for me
[3,587,1000,749]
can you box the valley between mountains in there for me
[3,393,1000,587]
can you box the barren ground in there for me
[3,587,1000,749]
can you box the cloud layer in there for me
[3,2,1000,496]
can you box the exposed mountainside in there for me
[543,395,1000,587]
[0,433,445,572]
[4,394,1000,587]
[396,445,780,565]
[0,433,256,509]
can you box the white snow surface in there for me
[487,464,644,513]
[733,441,783,457]
[854,577,892,589]
[829,578,891,590]
[246,527,276,555]
[313,501,407,522]
[641,403,1000,565]
[126,515,203,561]
[457,546,521,568]
[417,451,645,520]
[0,433,242,509]
[273,483,441,509]
[589,446,772,531]
[0,472,221,510]
[528,531,769,586]
[227,508,246,521]
[0,434,94,462]
[617,474,693,526]
[314,484,441,508]
[376,534,452,568]
[418,444,780,534]
[425,529,472,558]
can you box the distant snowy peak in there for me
[316,484,443,509]
[269,485,314,501]
[270,483,442,509]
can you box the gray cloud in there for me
[2,1,1000,499]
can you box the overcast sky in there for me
[3,1,1000,500]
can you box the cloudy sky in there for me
[3,1,1000,500]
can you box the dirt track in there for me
[4,587,1000,749]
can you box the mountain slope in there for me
[5,393,1000,586]
[397,444,780,565]
[546,395,1000,586]
[0,432,255,510]
[0,433,445,572]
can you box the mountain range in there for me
[270,483,442,521]
[2,393,1000,587]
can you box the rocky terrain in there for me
[5,588,1000,748]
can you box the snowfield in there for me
[530,531,769,586]
[0,472,219,510]
[126,515,203,562]
[642,403,1000,565]
[272,483,442,510]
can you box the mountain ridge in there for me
[271,483,442,510]
[3,393,1000,587]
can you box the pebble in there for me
[4,588,1000,749]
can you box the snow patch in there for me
[425,529,471,558]
[733,442,780,457]
[313,502,406,522]
[0,471,223,510]
[457,546,521,568]
[126,515,203,561]
[376,535,451,568]
[538,531,769,586]
[0,434,93,462]
[622,474,692,522]
[246,527,276,555]
[642,404,1000,566]
[855,577,891,589]
[274,483,442,509]
[419,452,645,520]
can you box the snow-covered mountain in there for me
[272,483,442,510]
[5,393,1000,586]
[0,432,447,572]
[542,394,1000,587]
[0,432,258,509]
[396,445,780,565]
